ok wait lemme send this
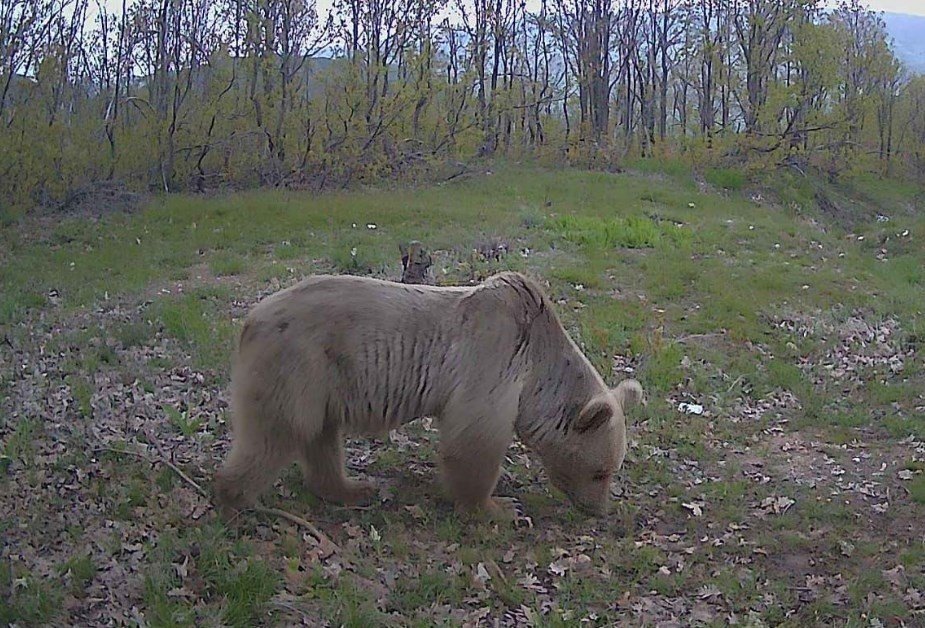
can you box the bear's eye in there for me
[592,470,610,482]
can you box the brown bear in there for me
[214,271,644,517]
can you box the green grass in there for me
[164,405,204,437]
[883,414,925,440]
[388,569,467,611]
[212,558,279,626]
[59,553,97,596]
[2,418,38,464]
[209,251,248,276]
[577,298,647,373]
[151,290,236,373]
[705,166,748,191]
[547,214,691,250]
[640,340,684,391]
[66,375,94,419]
[115,320,154,348]
[624,155,693,179]
[143,556,197,626]
[138,522,280,626]
[550,264,606,290]
[0,573,61,625]
[910,476,925,505]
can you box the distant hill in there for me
[883,12,925,75]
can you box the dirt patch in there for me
[773,308,911,386]
[814,189,859,227]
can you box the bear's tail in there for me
[231,319,262,383]
[238,319,258,349]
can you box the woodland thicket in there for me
[2,0,923,213]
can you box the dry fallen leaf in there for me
[404,504,425,520]
[839,540,855,557]
[473,563,491,588]
[698,584,723,600]
[883,565,906,588]
[548,559,568,577]
[759,495,795,515]
[173,555,189,579]
[682,501,704,517]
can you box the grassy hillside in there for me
[1,165,923,625]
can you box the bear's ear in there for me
[613,379,645,411]
[574,396,614,434]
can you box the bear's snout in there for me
[549,471,611,516]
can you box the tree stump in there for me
[399,241,433,285]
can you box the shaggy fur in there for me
[214,271,644,516]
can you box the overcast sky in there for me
[97,0,925,17]
[864,1,923,12]
[865,0,925,14]
[325,1,925,17]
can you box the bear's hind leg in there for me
[300,423,375,505]
[214,432,294,515]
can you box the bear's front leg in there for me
[439,421,515,520]
[441,451,514,520]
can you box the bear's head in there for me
[536,379,644,515]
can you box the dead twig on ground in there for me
[676,332,727,344]
[726,375,745,394]
[251,506,340,553]
[96,444,338,550]
[94,445,210,498]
